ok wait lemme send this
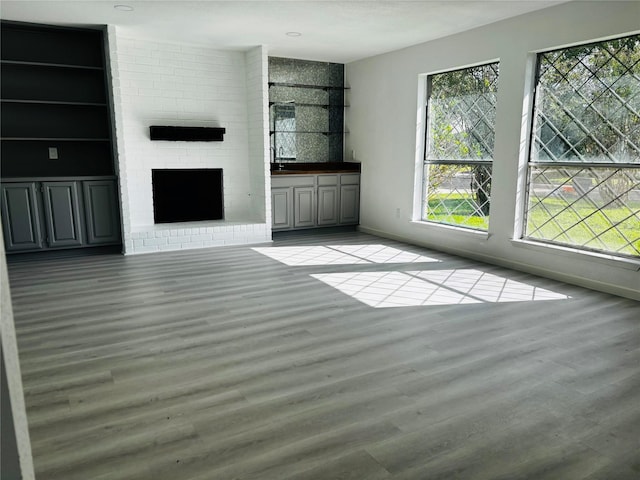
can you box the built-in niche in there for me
[268,57,345,164]
[0,21,122,254]
[0,22,115,178]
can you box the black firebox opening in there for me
[152,168,223,223]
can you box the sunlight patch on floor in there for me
[311,269,570,307]
[253,244,440,266]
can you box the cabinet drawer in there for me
[271,175,315,188]
[318,174,338,186]
[340,174,360,185]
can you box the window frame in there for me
[522,35,640,259]
[421,61,500,232]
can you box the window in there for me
[422,62,499,231]
[525,35,640,258]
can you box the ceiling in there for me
[0,0,568,63]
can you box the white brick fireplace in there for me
[107,27,271,254]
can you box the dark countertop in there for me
[270,162,361,175]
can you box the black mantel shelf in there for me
[149,126,226,142]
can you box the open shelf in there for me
[2,137,111,142]
[269,82,348,90]
[1,21,115,178]
[1,23,104,68]
[0,59,103,70]
[2,102,110,139]
[2,140,114,177]
[1,61,107,103]
[2,99,107,107]
[270,130,345,135]
[269,102,347,108]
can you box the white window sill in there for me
[410,220,490,240]
[510,239,640,271]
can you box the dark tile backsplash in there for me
[269,57,345,163]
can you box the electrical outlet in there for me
[48,147,58,160]
[396,208,400,218]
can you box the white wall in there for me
[245,46,272,227]
[107,28,270,254]
[346,1,640,300]
[1,231,35,480]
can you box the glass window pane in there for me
[424,163,492,230]
[426,63,499,161]
[532,36,640,165]
[525,35,640,258]
[526,165,640,257]
[422,62,499,232]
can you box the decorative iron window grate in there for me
[423,62,499,231]
[525,35,640,258]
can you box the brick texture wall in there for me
[107,27,270,254]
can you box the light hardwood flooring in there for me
[6,230,640,479]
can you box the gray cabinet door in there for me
[340,184,360,225]
[83,180,121,245]
[294,186,316,228]
[41,181,83,248]
[271,187,292,230]
[317,185,339,226]
[1,182,44,251]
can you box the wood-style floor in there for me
[7,230,640,480]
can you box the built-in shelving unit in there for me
[1,21,121,253]
[1,22,114,178]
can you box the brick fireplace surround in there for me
[107,27,271,254]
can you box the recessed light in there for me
[114,4,134,11]
[286,32,302,37]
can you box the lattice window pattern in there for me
[423,62,499,231]
[525,35,640,258]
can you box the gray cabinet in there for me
[83,180,121,245]
[294,187,316,228]
[340,184,360,225]
[271,187,292,230]
[317,185,339,225]
[271,173,359,231]
[339,174,360,225]
[1,178,120,253]
[1,182,44,251]
[41,181,84,248]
